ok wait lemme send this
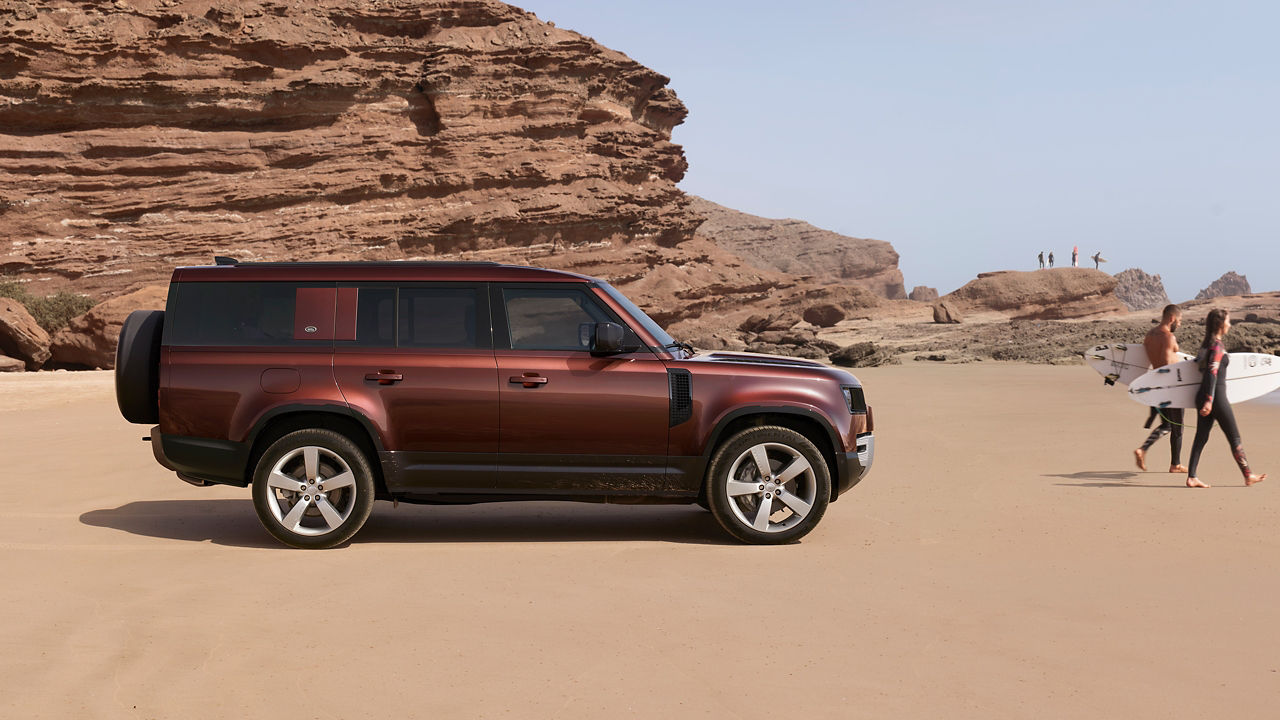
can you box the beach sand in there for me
[1,365,1277,718]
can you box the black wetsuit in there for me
[1186,340,1252,479]
[1140,406,1183,466]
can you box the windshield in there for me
[596,282,676,350]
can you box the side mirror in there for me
[589,322,625,355]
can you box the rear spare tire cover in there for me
[115,309,164,424]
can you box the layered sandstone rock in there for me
[0,0,698,300]
[49,285,168,369]
[909,286,939,303]
[0,298,50,369]
[687,196,907,300]
[1112,268,1171,311]
[1195,272,1251,300]
[944,268,1126,320]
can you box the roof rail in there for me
[213,256,239,266]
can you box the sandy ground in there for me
[1,365,1278,719]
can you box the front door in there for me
[492,284,672,494]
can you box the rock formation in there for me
[909,286,939,303]
[944,268,1126,320]
[1195,272,1251,300]
[687,196,907,300]
[0,298,50,369]
[0,0,698,300]
[50,285,168,369]
[932,300,962,324]
[1112,268,1171,311]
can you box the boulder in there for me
[0,297,50,369]
[0,354,26,372]
[802,303,845,328]
[738,312,800,334]
[830,342,898,368]
[933,300,963,324]
[49,285,167,369]
[909,286,939,303]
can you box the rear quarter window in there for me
[165,282,331,347]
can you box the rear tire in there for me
[114,309,163,424]
[251,429,375,549]
[706,426,830,544]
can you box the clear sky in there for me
[513,1,1278,301]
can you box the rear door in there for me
[492,283,673,494]
[332,283,499,492]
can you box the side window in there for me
[167,282,310,346]
[502,287,612,351]
[354,288,395,347]
[399,287,479,348]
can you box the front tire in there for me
[706,426,831,544]
[251,429,375,549]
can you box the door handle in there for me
[509,373,549,388]
[365,370,404,385]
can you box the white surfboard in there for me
[1128,353,1280,408]
[1085,343,1190,386]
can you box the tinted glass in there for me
[354,288,395,347]
[167,282,303,346]
[398,288,479,348]
[597,282,675,348]
[503,287,611,351]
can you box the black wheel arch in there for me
[244,404,390,499]
[702,406,842,501]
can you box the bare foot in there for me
[1134,448,1147,471]
[1169,465,1188,473]
[1187,477,1210,488]
[1245,473,1266,487]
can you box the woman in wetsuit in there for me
[1185,309,1267,488]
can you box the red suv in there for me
[115,259,874,548]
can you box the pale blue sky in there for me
[514,1,1278,301]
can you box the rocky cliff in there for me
[0,0,699,299]
[687,196,907,300]
[944,268,1126,320]
[1195,272,1251,300]
[1112,268,1171,311]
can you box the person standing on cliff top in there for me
[1135,304,1187,474]
[1091,251,1103,269]
[1048,251,1055,268]
[1038,251,1045,269]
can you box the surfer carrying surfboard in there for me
[1134,305,1187,473]
[1186,309,1267,488]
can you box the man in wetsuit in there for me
[1134,305,1186,473]
[1048,251,1054,268]
[1038,251,1045,269]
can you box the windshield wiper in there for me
[663,340,695,356]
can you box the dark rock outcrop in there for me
[1196,272,1251,300]
[802,304,845,328]
[1112,268,1171,311]
[830,342,898,367]
[944,268,1126,320]
[688,196,907,299]
[0,298,50,369]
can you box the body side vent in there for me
[668,369,692,427]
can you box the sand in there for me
[1,365,1278,718]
